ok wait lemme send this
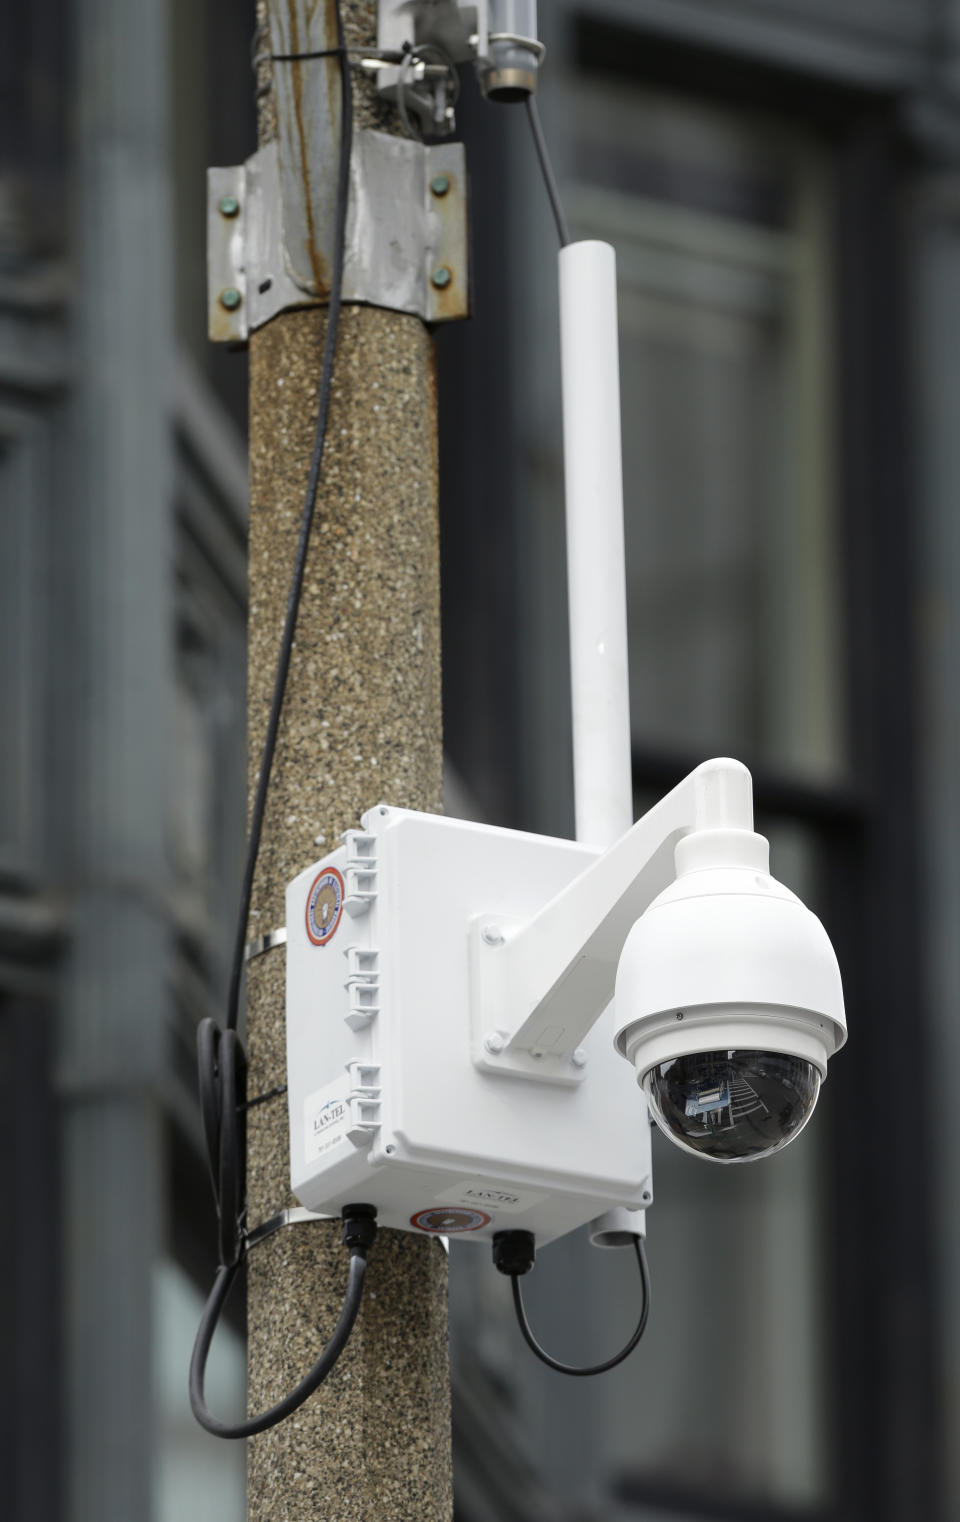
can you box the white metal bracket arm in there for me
[470,759,755,1082]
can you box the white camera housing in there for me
[285,760,845,1242]
[615,827,845,1162]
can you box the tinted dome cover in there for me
[643,1049,820,1163]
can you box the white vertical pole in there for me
[561,241,645,1247]
[559,239,633,849]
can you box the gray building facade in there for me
[3,3,960,1521]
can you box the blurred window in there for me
[154,1259,245,1522]
[568,84,846,785]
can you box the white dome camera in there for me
[614,826,846,1163]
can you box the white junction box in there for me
[286,805,653,1247]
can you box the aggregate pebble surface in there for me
[245,293,451,1518]
[247,9,451,1513]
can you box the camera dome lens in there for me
[643,1049,820,1163]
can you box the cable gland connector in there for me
[492,1229,535,1276]
[341,1203,378,1251]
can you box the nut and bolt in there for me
[430,174,451,197]
[218,194,240,218]
[571,1048,588,1069]
[484,1032,505,1056]
[481,924,504,947]
[219,287,242,311]
[430,265,452,290]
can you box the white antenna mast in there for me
[559,240,633,850]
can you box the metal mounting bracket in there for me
[207,131,468,343]
[469,916,589,1088]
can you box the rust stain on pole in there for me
[287,1,333,297]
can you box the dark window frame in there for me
[0,994,63,1522]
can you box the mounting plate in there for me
[207,132,469,343]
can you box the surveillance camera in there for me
[284,763,844,1247]
[614,825,846,1164]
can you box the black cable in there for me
[524,95,570,248]
[197,1016,222,1201]
[510,1236,650,1376]
[217,1029,246,1267]
[195,1019,247,1269]
[190,0,362,1443]
[190,1211,375,1439]
[225,3,354,1038]
[270,45,405,64]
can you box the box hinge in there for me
[343,945,380,1030]
[345,1061,382,1144]
[342,831,378,917]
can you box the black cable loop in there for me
[190,1237,370,1439]
[511,1236,650,1376]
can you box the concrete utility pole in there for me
[242,2,453,1516]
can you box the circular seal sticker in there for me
[305,867,345,947]
[410,1208,491,1234]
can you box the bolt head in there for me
[484,1032,504,1056]
[430,174,450,197]
[431,265,452,290]
[219,287,242,311]
[218,195,240,218]
[571,1048,588,1068]
[481,924,504,947]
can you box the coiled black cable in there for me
[190,1207,376,1439]
[504,1233,651,1376]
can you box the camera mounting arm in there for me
[470,758,755,1083]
